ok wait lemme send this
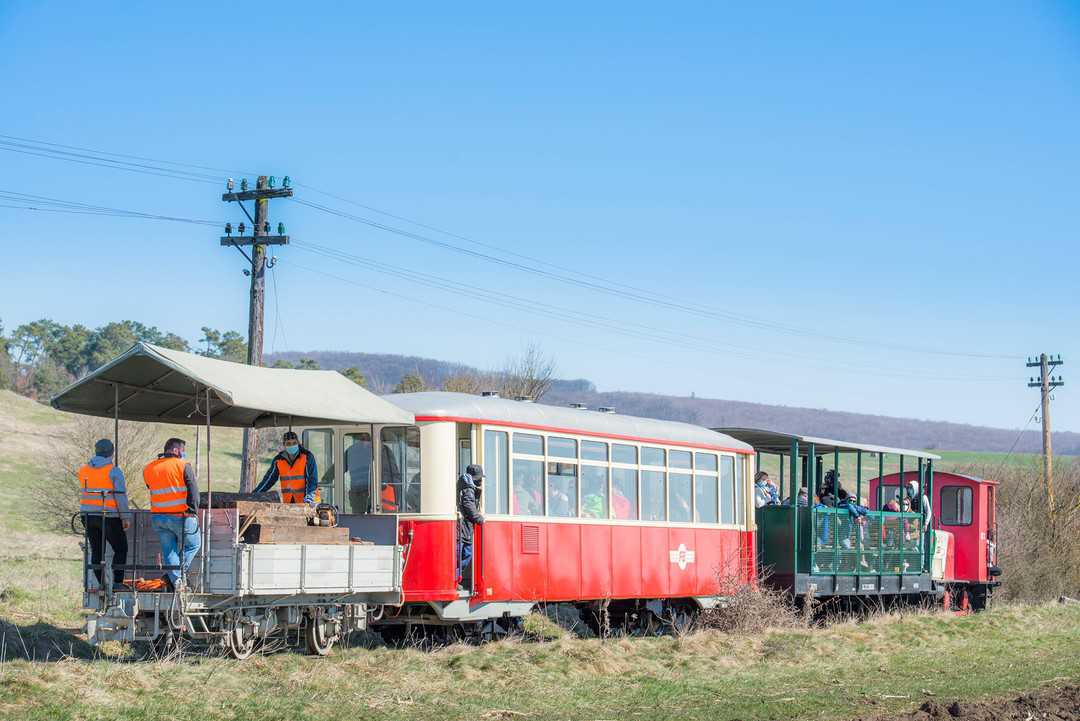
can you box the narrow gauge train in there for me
[297,392,757,636]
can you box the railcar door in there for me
[302,428,336,506]
[342,426,374,514]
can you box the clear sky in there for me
[1,2,1077,431]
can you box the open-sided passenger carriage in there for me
[52,343,409,657]
[718,428,1000,610]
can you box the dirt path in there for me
[863,685,1080,721]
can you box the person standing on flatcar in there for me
[457,464,485,589]
[79,438,130,590]
[256,431,320,504]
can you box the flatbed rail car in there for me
[717,429,947,605]
[53,342,411,657]
[296,392,757,636]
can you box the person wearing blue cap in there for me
[77,438,130,590]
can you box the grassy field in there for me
[0,603,1077,720]
[1,390,1078,721]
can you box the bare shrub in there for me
[31,416,160,532]
[697,556,801,633]
[976,459,1080,601]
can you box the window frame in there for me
[940,485,973,526]
[481,423,748,527]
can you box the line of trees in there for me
[0,317,555,404]
[0,318,369,401]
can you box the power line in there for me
[0,189,219,225]
[291,239,1013,384]
[0,131,1019,362]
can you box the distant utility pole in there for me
[222,175,292,492]
[1027,352,1064,528]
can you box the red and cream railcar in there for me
[299,392,755,629]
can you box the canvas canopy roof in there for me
[51,342,415,428]
[714,427,940,460]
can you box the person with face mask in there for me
[142,437,200,592]
[255,431,320,504]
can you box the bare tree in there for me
[443,371,496,395]
[33,416,160,532]
[499,343,556,401]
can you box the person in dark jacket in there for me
[457,464,485,589]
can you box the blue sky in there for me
[1,2,1077,431]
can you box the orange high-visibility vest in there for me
[275,453,319,504]
[381,484,398,512]
[79,463,118,513]
[142,456,189,515]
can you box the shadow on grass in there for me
[0,618,97,661]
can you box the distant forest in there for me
[3,317,1074,455]
[271,349,1080,456]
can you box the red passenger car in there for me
[299,392,755,634]
[871,470,1001,609]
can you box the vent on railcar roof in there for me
[598,407,616,414]
[568,402,588,410]
[481,391,500,398]
[514,396,534,402]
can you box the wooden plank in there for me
[244,524,350,545]
[240,512,313,528]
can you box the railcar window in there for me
[343,431,372,514]
[642,447,665,467]
[669,450,692,469]
[547,462,578,517]
[513,433,544,456]
[695,474,718,523]
[695,453,718,472]
[719,456,735,524]
[941,486,973,526]
[303,429,335,506]
[581,465,609,519]
[484,430,510,515]
[581,440,608,462]
[548,436,577,459]
[612,444,637,464]
[669,473,692,522]
[612,467,638,519]
[877,484,900,509]
[641,470,666,521]
[513,459,544,516]
[380,427,421,513]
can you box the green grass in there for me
[0,604,1076,720]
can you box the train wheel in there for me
[305,610,337,656]
[226,622,257,660]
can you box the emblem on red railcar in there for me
[669,544,696,571]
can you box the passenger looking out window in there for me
[641,470,665,521]
[581,465,608,519]
[612,467,638,520]
[513,460,543,516]
[547,462,577,518]
[669,473,692,522]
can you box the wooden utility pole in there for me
[1027,353,1064,530]
[222,175,292,491]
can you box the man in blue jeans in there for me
[143,438,201,592]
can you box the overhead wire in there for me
[0,131,1019,362]
[291,239,1014,384]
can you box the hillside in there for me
[269,350,1080,455]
